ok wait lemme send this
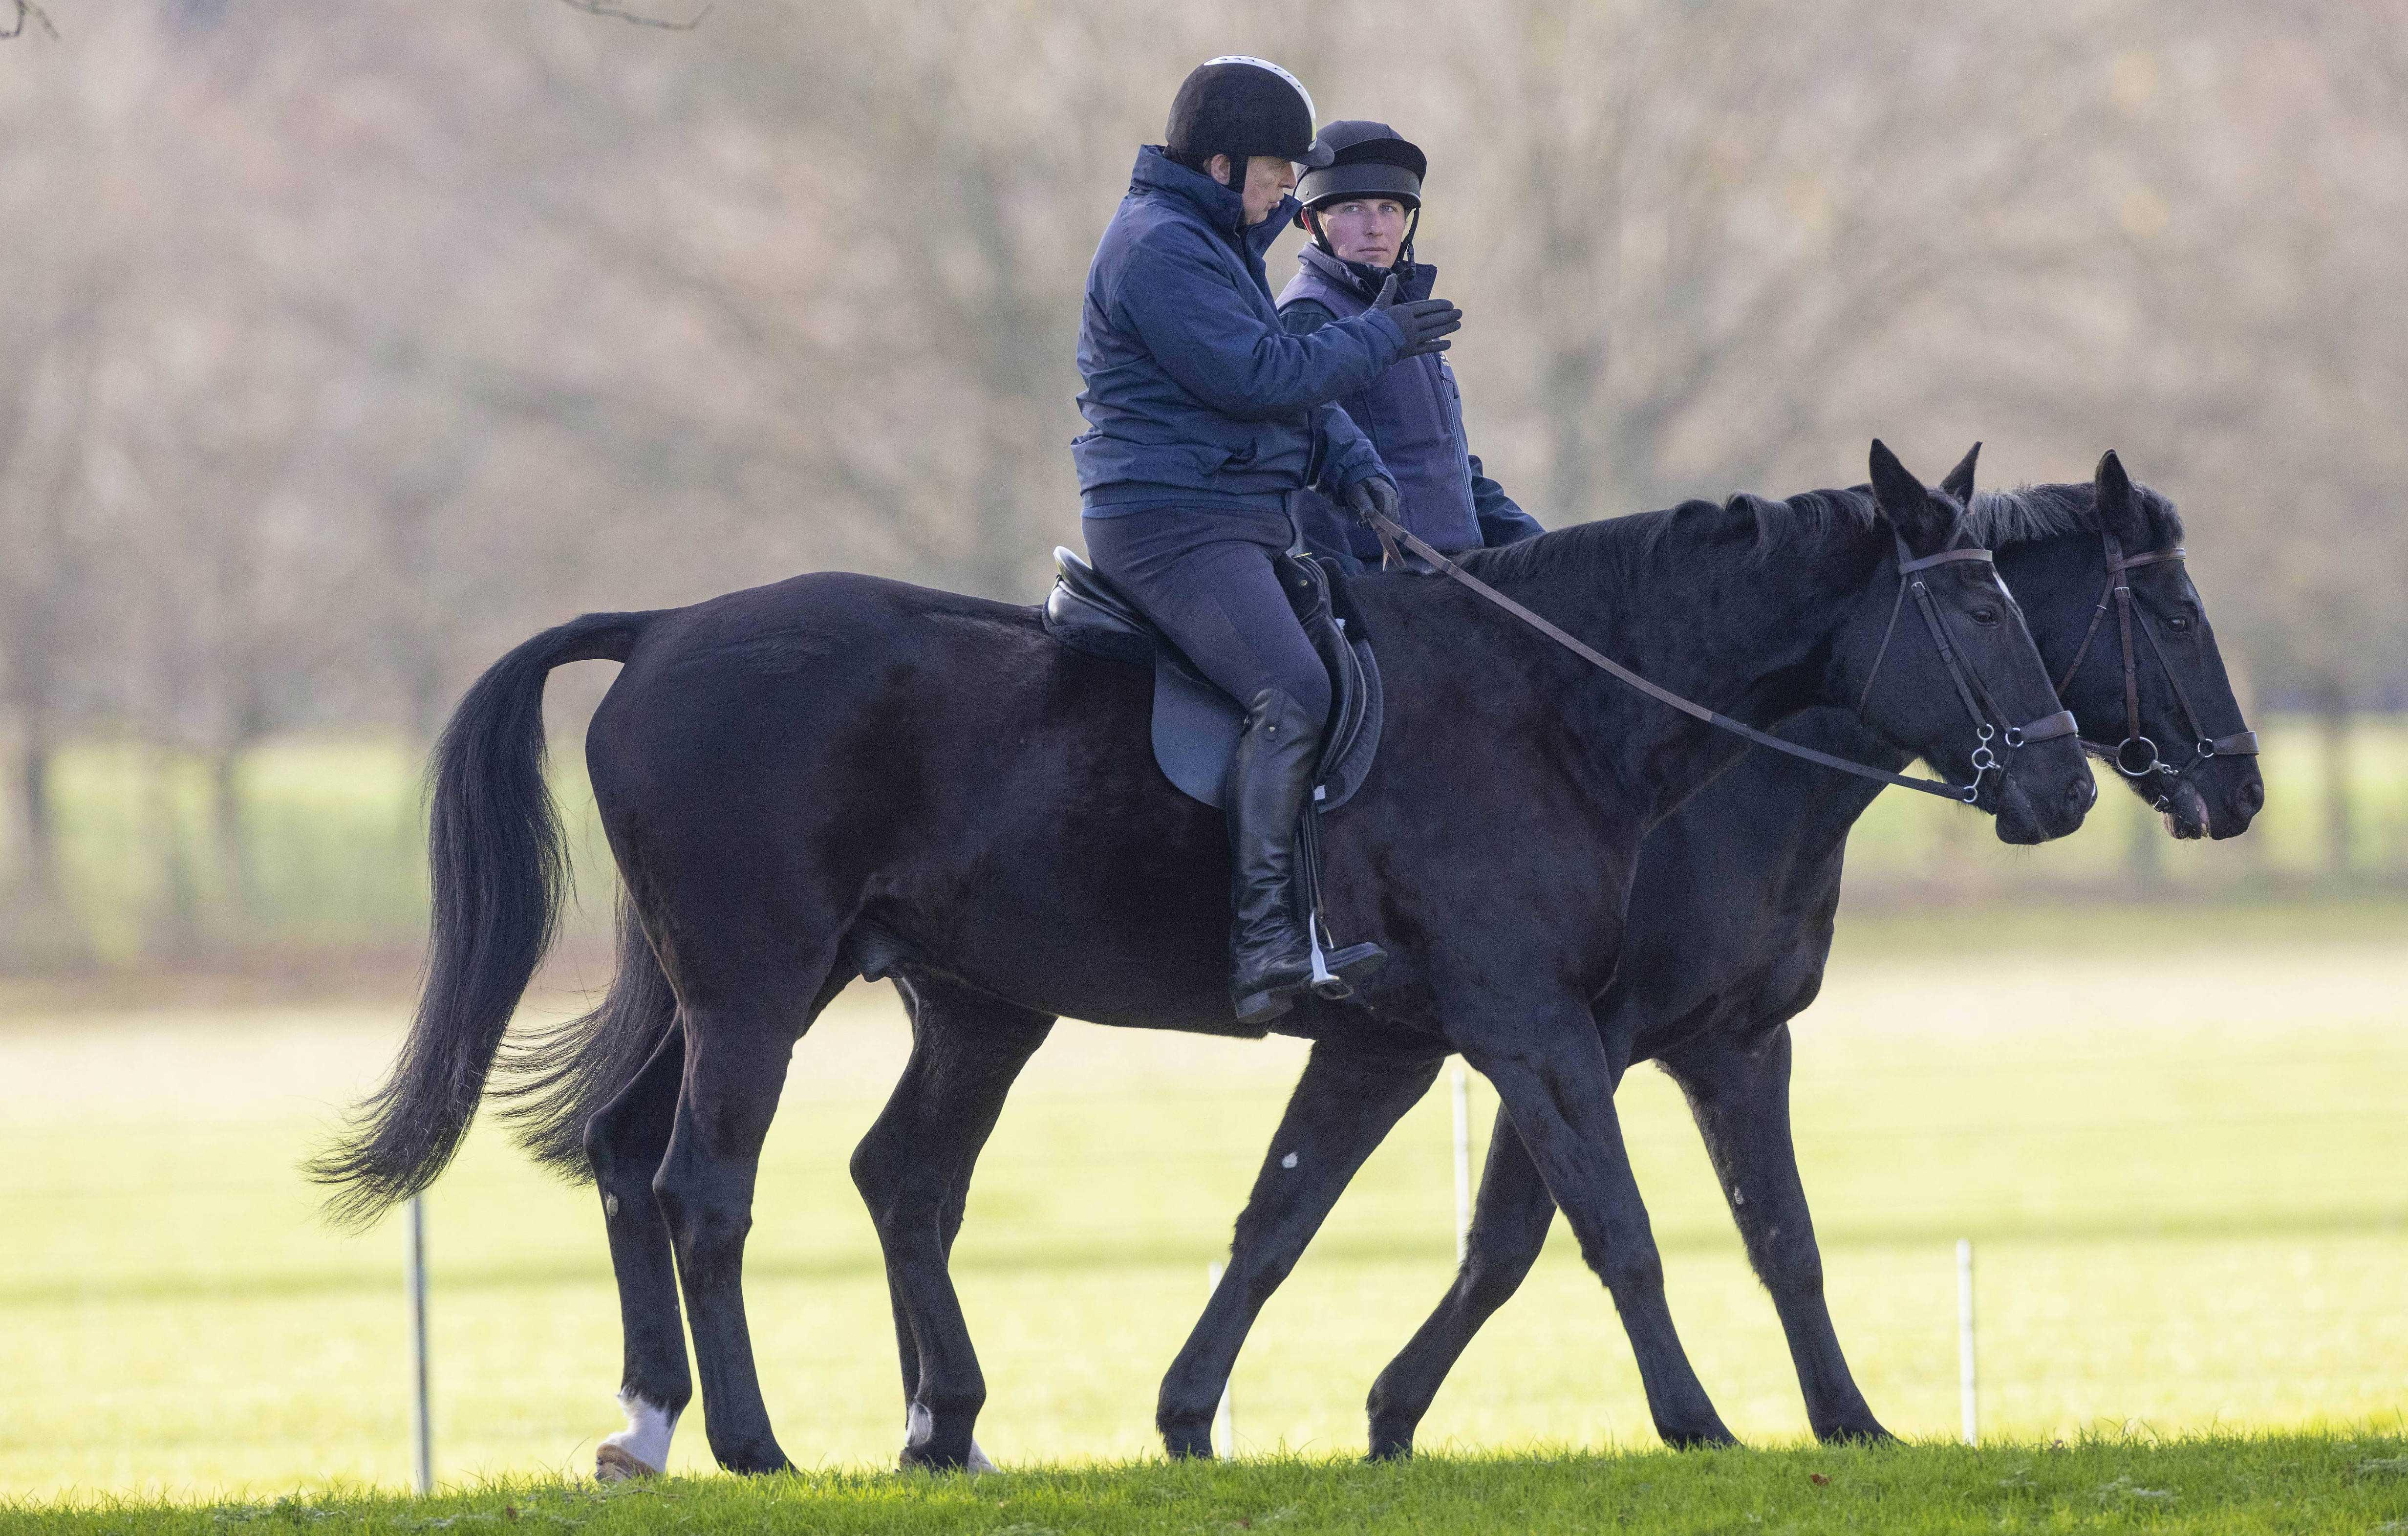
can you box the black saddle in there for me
[1042,546,1383,810]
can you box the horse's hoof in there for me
[1818,1421,1898,1447]
[1160,1421,1216,1460]
[1664,1425,1742,1450]
[595,1442,661,1483]
[900,1436,994,1474]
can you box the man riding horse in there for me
[1074,57,1463,1023]
[1279,121,1546,571]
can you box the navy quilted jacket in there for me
[1074,147,1405,518]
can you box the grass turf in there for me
[8,1435,2408,1534]
[2,908,2401,1504]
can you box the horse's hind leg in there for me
[1156,1040,1443,1459]
[853,973,1053,1471]
[586,1021,691,1480]
[1662,1028,1890,1443]
[653,962,840,1474]
[1365,1103,1557,1459]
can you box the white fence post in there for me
[1450,1060,1472,1264]
[408,1194,433,1494]
[1956,1237,1978,1446]
[1207,1260,1233,1459]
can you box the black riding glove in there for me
[1373,271,1462,357]
[1345,475,1401,528]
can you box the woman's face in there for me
[1318,197,1410,267]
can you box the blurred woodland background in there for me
[1,0,2404,974]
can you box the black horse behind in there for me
[312,443,2094,1474]
[793,450,2260,1468]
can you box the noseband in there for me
[1362,509,2068,804]
[2052,528,2259,808]
[1851,534,2080,803]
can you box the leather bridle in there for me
[2052,527,2259,807]
[1849,533,2081,802]
[1364,510,2074,804]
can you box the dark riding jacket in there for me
[1075,147,1405,519]
[1278,247,1543,569]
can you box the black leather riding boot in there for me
[1226,688,1323,1023]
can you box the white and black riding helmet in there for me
[1166,56,1332,180]
[1295,121,1427,260]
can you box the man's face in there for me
[1318,197,1410,267]
[1216,154,1300,226]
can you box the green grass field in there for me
[10,1436,2408,1534]
[2,904,2402,1516]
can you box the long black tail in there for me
[493,895,680,1182]
[307,609,649,1227]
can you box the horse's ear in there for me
[2094,449,2149,545]
[1869,439,1949,551]
[1940,441,1980,506]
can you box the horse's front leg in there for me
[1662,1027,1891,1443]
[1155,1038,1445,1458]
[1462,1010,1737,1449]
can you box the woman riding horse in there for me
[1074,57,1463,1023]
[1278,121,1546,570]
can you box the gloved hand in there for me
[1373,271,1461,357]
[1345,474,1401,528]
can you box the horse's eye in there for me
[2166,612,2192,632]
[1968,605,2000,626]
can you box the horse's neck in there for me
[1488,524,1878,816]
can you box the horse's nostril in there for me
[2067,776,2096,815]
[2237,777,2265,814]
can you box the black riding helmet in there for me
[1165,56,1332,184]
[1295,121,1427,263]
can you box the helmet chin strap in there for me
[1303,206,1336,257]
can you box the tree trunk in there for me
[147,745,207,966]
[2317,677,2352,880]
[2,726,91,970]
[209,744,255,939]
[12,728,60,899]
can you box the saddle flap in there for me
[1041,546,1383,812]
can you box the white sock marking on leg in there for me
[602,1391,678,1473]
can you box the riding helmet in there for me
[1165,56,1332,171]
[1296,120,1426,212]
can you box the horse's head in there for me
[1999,452,2262,841]
[1843,440,2095,844]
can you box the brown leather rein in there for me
[2053,527,2259,805]
[1363,509,2076,804]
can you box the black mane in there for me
[1457,476,2184,590]
[1966,480,2185,547]
[1460,485,1886,590]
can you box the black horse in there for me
[1356,452,2260,1458]
[512,449,2253,1476]
[312,442,2093,1475]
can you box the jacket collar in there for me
[1133,145,1301,253]
[1296,242,1437,303]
